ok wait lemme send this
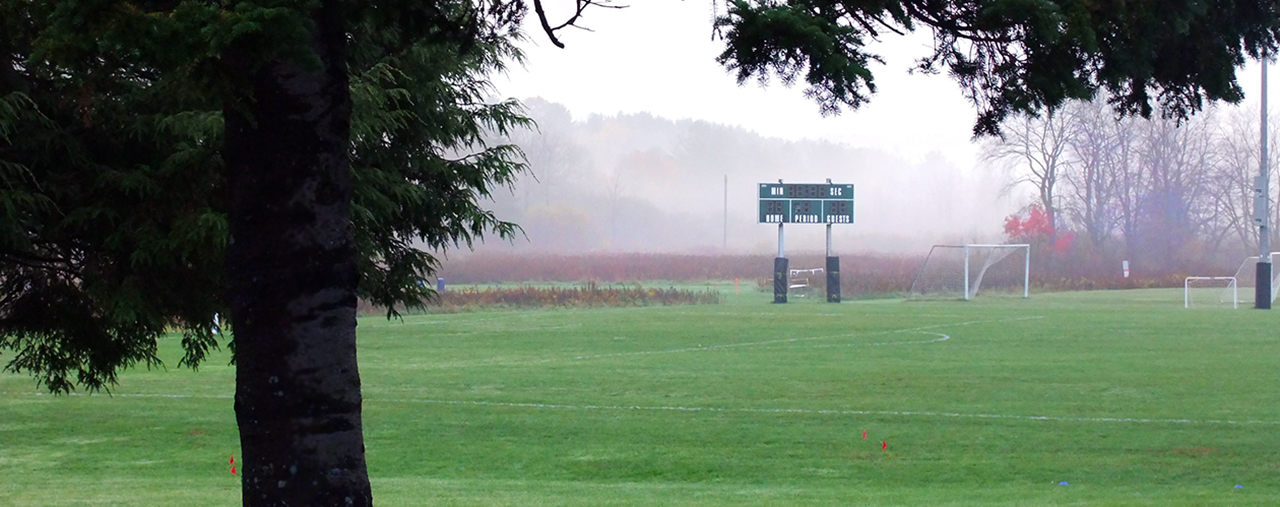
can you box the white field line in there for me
[570,331,950,361]
[377,398,1280,426]
[387,311,570,327]
[799,331,950,348]
[37,392,1280,426]
[389,302,700,327]
[25,315,1275,427]
[568,316,1042,361]
[383,316,1043,369]
[383,323,585,338]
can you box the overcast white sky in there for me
[496,0,980,166]
[496,0,1280,172]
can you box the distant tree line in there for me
[989,98,1278,277]
[486,98,1008,254]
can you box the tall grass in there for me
[439,253,789,283]
[440,252,1235,297]
[439,253,925,297]
[434,284,722,310]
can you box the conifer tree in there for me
[2,1,1277,505]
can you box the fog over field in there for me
[469,98,1014,256]
[454,0,1280,263]
[449,1,1026,257]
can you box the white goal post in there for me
[909,244,1030,300]
[1185,277,1237,309]
[1226,253,1280,304]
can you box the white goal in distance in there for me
[909,244,1030,300]
[1184,277,1237,309]
[1223,253,1280,305]
[788,268,824,296]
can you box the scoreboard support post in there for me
[779,222,786,258]
[826,222,840,303]
[774,223,788,303]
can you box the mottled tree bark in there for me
[223,2,371,505]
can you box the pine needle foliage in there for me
[716,0,1280,136]
[0,0,530,392]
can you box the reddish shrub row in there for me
[436,252,1231,299]
[433,284,720,311]
[439,253,924,287]
[439,253,784,283]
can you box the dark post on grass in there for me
[774,249,789,304]
[826,250,841,303]
[759,179,853,304]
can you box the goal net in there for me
[1185,277,1237,309]
[909,244,1030,300]
[1225,254,1280,304]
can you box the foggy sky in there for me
[499,1,1279,171]
[496,1,980,166]
[463,0,1280,258]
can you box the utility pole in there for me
[1258,50,1272,309]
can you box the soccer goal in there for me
[1185,277,1238,309]
[788,267,824,297]
[1225,253,1280,304]
[909,244,1030,300]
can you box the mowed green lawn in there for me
[3,288,1279,505]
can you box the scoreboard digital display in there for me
[758,183,854,224]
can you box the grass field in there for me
[3,288,1280,505]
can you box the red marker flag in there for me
[231,465,237,475]
[862,429,867,440]
[882,440,888,451]
[230,455,237,475]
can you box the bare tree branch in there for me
[532,0,625,49]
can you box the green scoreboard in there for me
[758,183,854,224]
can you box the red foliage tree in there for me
[1003,205,1055,240]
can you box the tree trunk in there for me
[223,3,371,506]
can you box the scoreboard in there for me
[758,183,854,224]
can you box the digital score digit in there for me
[792,200,822,223]
[758,199,788,223]
[784,184,825,199]
[824,200,852,223]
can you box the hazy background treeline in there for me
[433,96,1280,288]
[989,97,1280,279]
[469,97,1012,256]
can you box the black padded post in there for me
[826,256,840,303]
[773,257,788,304]
[1257,262,1272,309]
